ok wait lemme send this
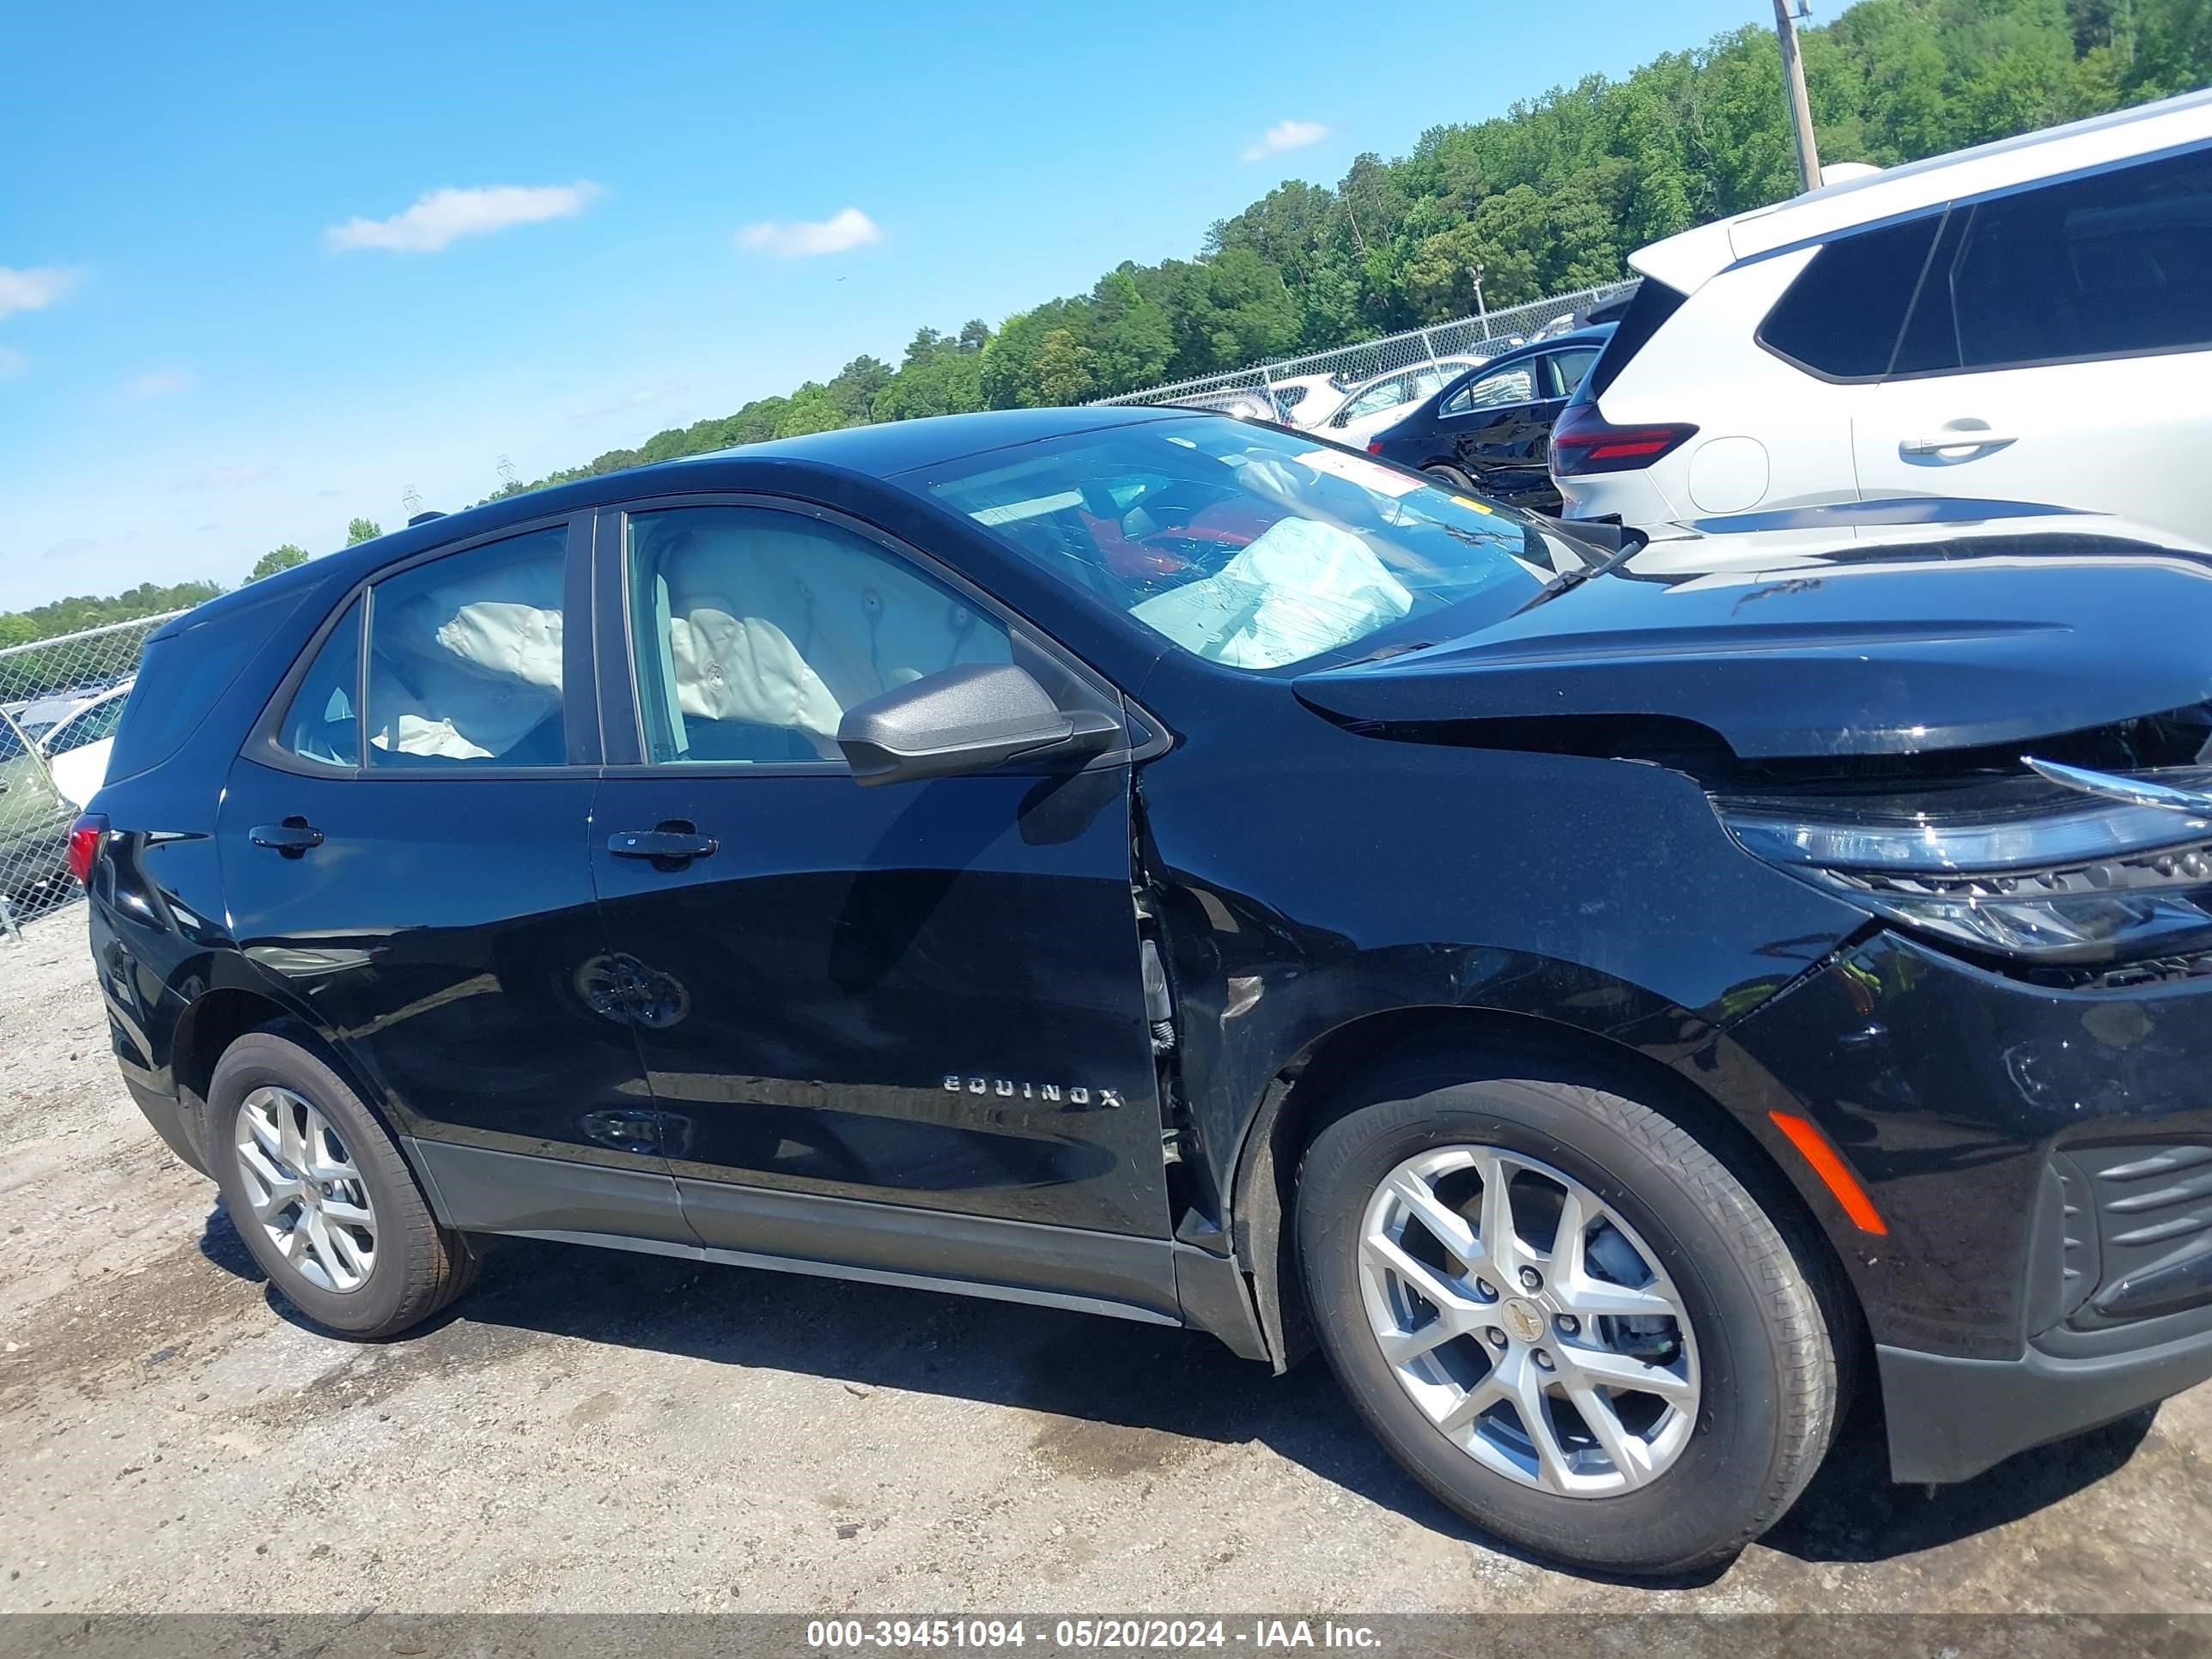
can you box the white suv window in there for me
[1941,144,2212,369]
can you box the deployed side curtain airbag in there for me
[368,561,566,760]
[645,516,1012,757]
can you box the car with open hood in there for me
[77,405,2212,1577]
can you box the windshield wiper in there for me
[1510,530,1647,617]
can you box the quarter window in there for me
[1544,347,1601,398]
[364,526,569,768]
[624,507,1013,766]
[1757,213,1944,380]
[277,599,363,767]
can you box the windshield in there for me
[918,416,1589,671]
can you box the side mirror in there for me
[836,662,1118,788]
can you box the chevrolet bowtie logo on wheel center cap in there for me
[1502,1297,1547,1344]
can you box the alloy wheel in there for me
[1358,1145,1699,1496]
[233,1085,379,1294]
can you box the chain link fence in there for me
[0,611,179,939]
[1096,281,1638,428]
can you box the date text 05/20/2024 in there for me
[805,1620,1382,1650]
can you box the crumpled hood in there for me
[1293,555,2212,758]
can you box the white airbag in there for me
[668,608,846,741]
[1131,517,1412,669]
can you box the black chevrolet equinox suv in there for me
[81,408,2212,1574]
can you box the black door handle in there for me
[608,825,718,864]
[250,819,324,856]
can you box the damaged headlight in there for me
[1716,764,2212,963]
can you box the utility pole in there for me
[1772,0,1822,193]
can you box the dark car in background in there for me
[75,405,2212,1577]
[1367,325,1613,512]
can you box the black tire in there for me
[1296,1060,1843,1576]
[1422,464,1478,491]
[209,1023,475,1338]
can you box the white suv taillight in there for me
[1551,403,1697,476]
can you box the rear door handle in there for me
[608,826,719,863]
[250,820,324,855]
[1901,429,2015,455]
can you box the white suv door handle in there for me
[1901,429,2016,455]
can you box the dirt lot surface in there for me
[4,905,2211,1616]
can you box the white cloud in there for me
[0,264,82,320]
[1242,119,1329,163]
[735,207,882,258]
[124,367,194,400]
[0,345,23,379]
[43,536,95,562]
[325,182,604,254]
[173,462,279,492]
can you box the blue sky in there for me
[0,1,1756,611]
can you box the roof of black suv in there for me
[161,405,1197,639]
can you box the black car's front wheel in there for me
[1297,1062,1846,1576]
[210,1024,475,1338]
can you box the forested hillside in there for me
[9,0,2203,641]
[0,582,223,652]
[489,0,2205,502]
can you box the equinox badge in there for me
[945,1076,1124,1108]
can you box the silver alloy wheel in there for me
[233,1086,378,1294]
[1358,1145,1699,1496]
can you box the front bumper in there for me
[1881,1314,2212,1483]
[1712,931,2212,1480]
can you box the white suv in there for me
[1553,88,2212,548]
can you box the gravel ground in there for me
[3,903,2210,1616]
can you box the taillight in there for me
[67,813,107,886]
[1550,402,1697,476]
[1366,440,1385,455]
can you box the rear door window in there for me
[1441,362,1536,416]
[1939,144,2212,370]
[364,526,570,768]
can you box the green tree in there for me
[872,343,987,422]
[249,544,308,581]
[345,518,383,545]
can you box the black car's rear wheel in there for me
[1422,464,1478,491]
[210,1024,475,1338]
[1296,1061,1844,1575]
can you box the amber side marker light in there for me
[1767,1109,1888,1236]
